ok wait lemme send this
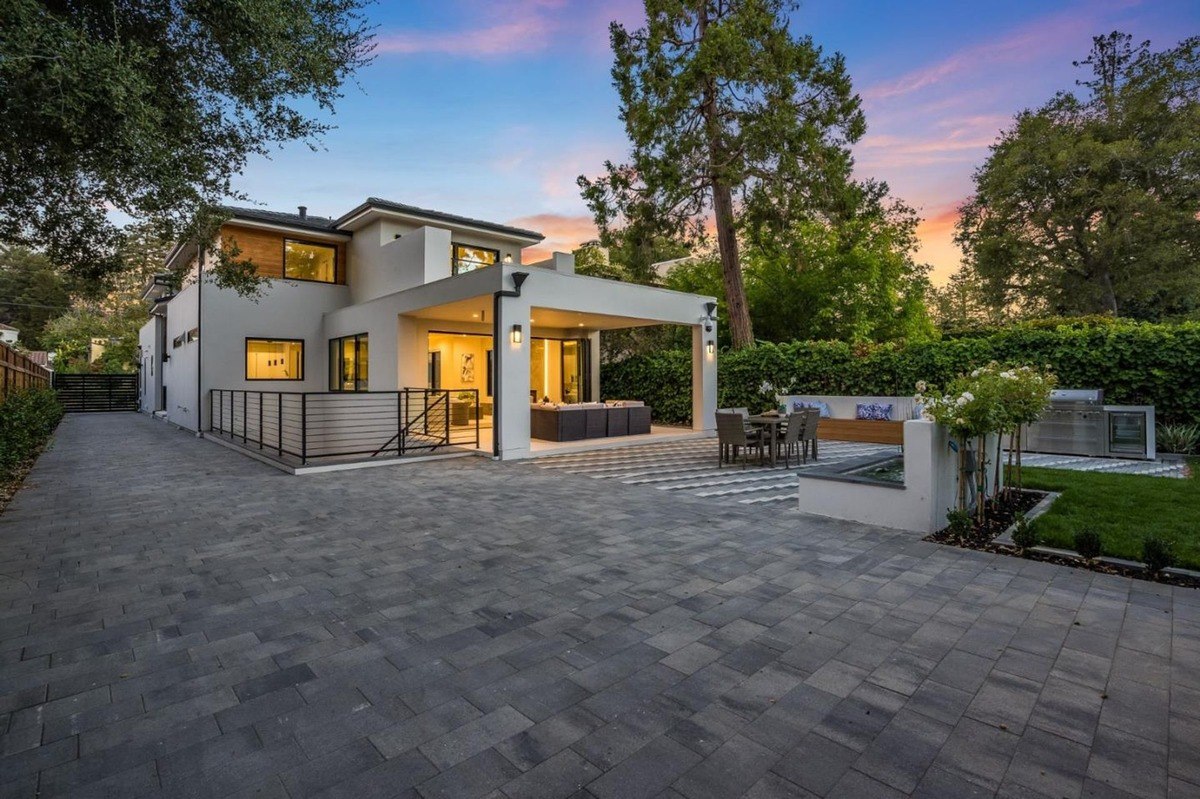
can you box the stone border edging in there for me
[991,489,1200,580]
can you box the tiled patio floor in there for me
[1,413,1197,798]
[531,439,1185,506]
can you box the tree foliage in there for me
[955,32,1200,319]
[42,224,172,373]
[664,183,933,344]
[0,247,73,351]
[0,0,373,284]
[579,0,864,349]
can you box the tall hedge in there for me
[0,388,64,481]
[601,320,1200,426]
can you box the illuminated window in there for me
[245,338,304,380]
[329,333,368,391]
[451,243,499,275]
[284,240,337,283]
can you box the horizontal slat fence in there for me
[0,344,52,399]
[52,373,139,412]
[209,388,477,464]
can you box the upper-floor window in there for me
[452,243,498,276]
[246,338,304,380]
[284,239,337,283]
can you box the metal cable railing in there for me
[208,388,479,464]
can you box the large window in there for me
[284,239,337,283]
[245,338,304,380]
[451,243,499,276]
[329,333,368,391]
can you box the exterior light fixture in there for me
[511,324,523,344]
[504,253,513,264]
[706,341,715,356]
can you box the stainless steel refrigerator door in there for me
[1107,411,1147,457]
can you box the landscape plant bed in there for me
[925,486,1200,588]
[0,444,48,515]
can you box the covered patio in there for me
[322,255,719,460]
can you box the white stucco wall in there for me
[795,421,1003,533]
[161,283,201,430]
[138,316,164,413]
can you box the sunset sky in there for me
[232,0,1199,284]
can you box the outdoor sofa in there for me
[775,394,918,445]
[530,400,652,442]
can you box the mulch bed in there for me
[924,488,1200,588]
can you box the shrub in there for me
[600,319,1200,427]
[945,508,973,536]
[1073,528,1103,560]
[1142,535,1176,573]
[1156,423,1200,455]
[0,387,64,480]
[1011,513,1038,550]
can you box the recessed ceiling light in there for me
[578,322,584,327]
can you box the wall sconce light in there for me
[503,253,513,264]
[511,324,523,344]
[706,340,715,356]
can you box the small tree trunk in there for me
[957,441,967,511]
[976,435,987,524]
[994,430,1004,498]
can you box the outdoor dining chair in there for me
[716,411,765,468]
[801,408,821,461]
[777,411,808,467]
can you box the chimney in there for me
[297,205,307,220]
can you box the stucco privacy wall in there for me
[795,421,1003,533]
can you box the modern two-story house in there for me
[138,198,718,463]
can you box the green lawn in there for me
[1023,462,1200,570]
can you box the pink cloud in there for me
[376,0,565,57]
[375,0,644,59]
[914,203,967,283]
[508,213,598,262]
[861,4,1135,101]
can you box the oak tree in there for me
[1,0,373,287]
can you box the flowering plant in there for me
[916,363,1055,519]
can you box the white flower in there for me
[915,380,927,393]
[970,368,982,377]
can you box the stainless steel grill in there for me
[1024,389,1156,459]
[1025,389,1106,457]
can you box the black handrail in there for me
[207,388,478,464]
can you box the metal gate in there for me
[52,373,139,412]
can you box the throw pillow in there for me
[856,402,893,421]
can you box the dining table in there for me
[746,413,786,467]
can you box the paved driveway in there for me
[1,414,1197,798]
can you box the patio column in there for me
[692,323,717,432]
[494,293,532,459]
[587,331,601,402]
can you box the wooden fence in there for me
[0,344,52,399]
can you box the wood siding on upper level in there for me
[221,224,347,285]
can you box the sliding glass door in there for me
[530,337,590,404]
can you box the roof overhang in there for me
[222,217,351,242]
[335,201,543,246]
